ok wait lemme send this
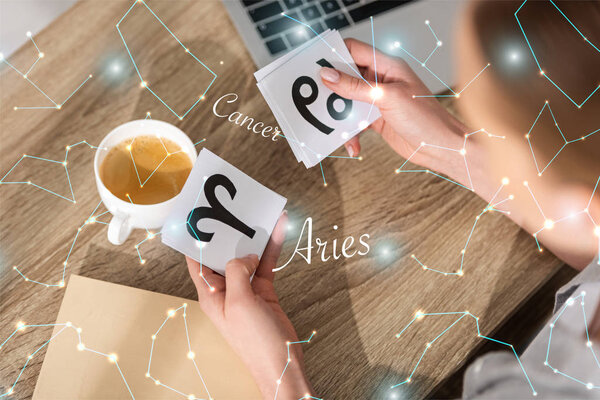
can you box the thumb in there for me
[320,67,376,103]
[225,255,259,306]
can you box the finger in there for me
[344,38,393,76]
[186,257,225,312]
[344,135,361,157]
[320,67,376,104]
[255,212,288,282]
[225,255,259,306]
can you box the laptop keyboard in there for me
[243,0,416,56]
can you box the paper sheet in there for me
[33,275,262,399]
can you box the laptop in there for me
[222,0,466,94]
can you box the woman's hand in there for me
[321,38,479,186]
[186,213,313,399]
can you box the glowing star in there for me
[108,353,118,363]
[187,351,195,359]
[544,219,554,230]
[370,86,384,100]
[77,343,85,351]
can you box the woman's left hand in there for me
[186,212,313,399]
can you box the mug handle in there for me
[108,214,132,245]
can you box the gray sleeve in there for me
[462,259,600,399]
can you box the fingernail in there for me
[282,209,288,216]
[320,67,340,83]
[347,144,356,157]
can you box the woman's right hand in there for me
[320,38,473,177]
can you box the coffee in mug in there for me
[100,135,192,205]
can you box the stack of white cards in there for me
[255,29,381,168]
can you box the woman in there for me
[186,5,600,395]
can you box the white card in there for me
[161,148,287,276]
[256,30,381,168]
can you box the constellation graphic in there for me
[410,180,513,276]
[390,310,536,395]
[391,20,490,98]
[274,331,318,400]
[0,32,92,110]
[515,0,600,108]
[133,175,214,290]
[12,201,108,287]
[395,128,505,192]
[524,176,599,261]
[116,0,217,120]
[130,137,205,266]
[0,321,134,399]
[545,290,600,389]
[525,101,599,176]
[126,132,202,188]
[147,304,212,400]
[0,140,106,203]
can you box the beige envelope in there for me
[33,274,262,399]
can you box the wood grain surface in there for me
[0,1,565,399]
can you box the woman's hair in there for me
[461,0,599,182]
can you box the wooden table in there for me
[0,1,565,398]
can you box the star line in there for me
[12,201,108,287]
[515,0,600,108]
[410,180,513,276]
[116,0,217,120]
[0,32,92,110]
[391,20,490,98]
[0,140,106,203]
[523,176,599,260]
[395,129,505,192]
[0,321,134,399]
[274,331,319,400]
[525,101,599,176]
[391,310,536,395]
[545,290,600,390]
[147,304,212,400]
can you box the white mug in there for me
[94,120,197,245]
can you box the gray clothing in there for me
[463,257,600,399]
